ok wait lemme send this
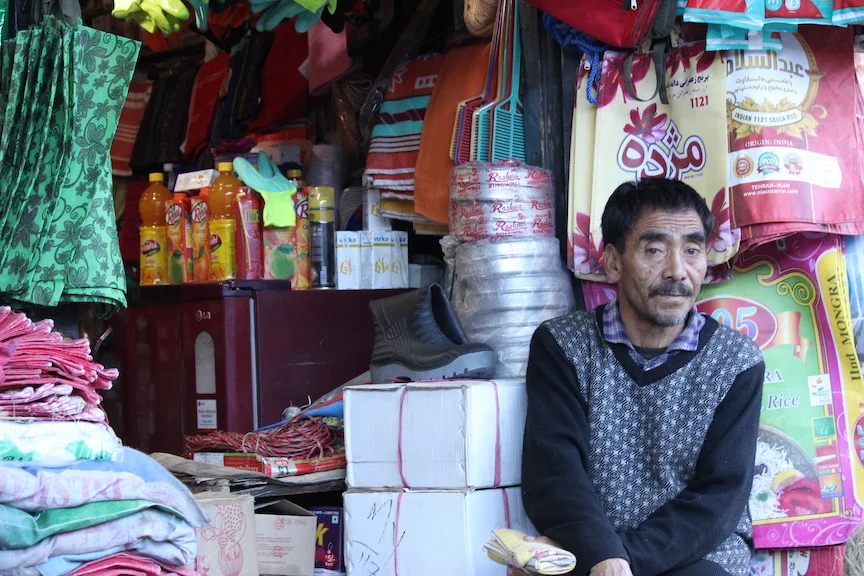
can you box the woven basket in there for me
[464,0,499,37]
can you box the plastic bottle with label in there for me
[165,192,191,284]
[139,172,172,285]
[208,162,240,281]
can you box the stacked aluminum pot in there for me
[448,160,575,378]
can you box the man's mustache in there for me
[650,282,693,297]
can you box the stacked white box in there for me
[344,380,536,575]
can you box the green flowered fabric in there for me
[0,17,139,311]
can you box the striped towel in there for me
[365,53,447,201]
[111,81,153,177]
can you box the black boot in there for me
[368,284,497,383]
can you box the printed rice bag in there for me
[750,546,844,576]
[684,0,765,29]
[764,0,833,24]
[833,0,864,24]
[727,27,864,234]
[581,234,864,549]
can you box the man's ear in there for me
[604,244,622,284]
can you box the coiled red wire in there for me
[186,416,339,459]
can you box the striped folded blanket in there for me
[365,53,447,201]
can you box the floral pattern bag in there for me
[588,42,739,269]
[567,56,606,282]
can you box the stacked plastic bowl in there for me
[449,161,575,378]
[450,160,556,242]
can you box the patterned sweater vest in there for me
[544,311,763,576]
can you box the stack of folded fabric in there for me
[0,307,209,576]
[0,308,115,423]
[364,53,449,231]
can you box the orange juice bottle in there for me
[208,162,240,281]
[139,172,172,285]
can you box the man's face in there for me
[604,207,709,328]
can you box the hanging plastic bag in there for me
[589,41,739,268]
[764,0,833,24]
[684,0,764,30]
[726,28,864,237]
[567,55,605,281]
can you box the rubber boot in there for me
[369,284,497,383]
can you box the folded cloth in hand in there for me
[484,529,576,576]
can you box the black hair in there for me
[600,178,714,252]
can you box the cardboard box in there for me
[363,188,391,231]
[359,231,374,289]
[344,488,535,576]
[309,507,343,571]
[195,492,259,576]
[750,546,844,576]
[345,380,527,489]
[256,500,317,576]
[336,232,360,290]
[174,169,219,192]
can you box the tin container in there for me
[309,187,336,289]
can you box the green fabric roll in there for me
[0,500,181,549]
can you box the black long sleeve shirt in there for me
[521,320,764,576]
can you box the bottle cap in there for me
[217,162,234,173]
[286,169,303,178]
[149,173,164,183]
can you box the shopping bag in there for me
[568,56,605,281]
[727,27,864,234]
[590,41,739,267]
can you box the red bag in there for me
[526,0,675,48]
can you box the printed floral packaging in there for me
[751,546,844,576]
[568,42,740,281]
[728,27,864,250]
[582,234,864,549]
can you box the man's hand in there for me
[589,558,633,576]
[505,536,562,576]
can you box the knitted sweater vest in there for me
[544,311,763,576]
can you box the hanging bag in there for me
[525,0,677,49]
[588,41,740,268]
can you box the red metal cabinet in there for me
[116,282,405,454]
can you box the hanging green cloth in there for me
[0,18,139,311]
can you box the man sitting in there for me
[519,178,764,576]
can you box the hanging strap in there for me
[542,13,608,104]
[623,40,669,105]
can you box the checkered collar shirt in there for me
[602,296,705,370]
